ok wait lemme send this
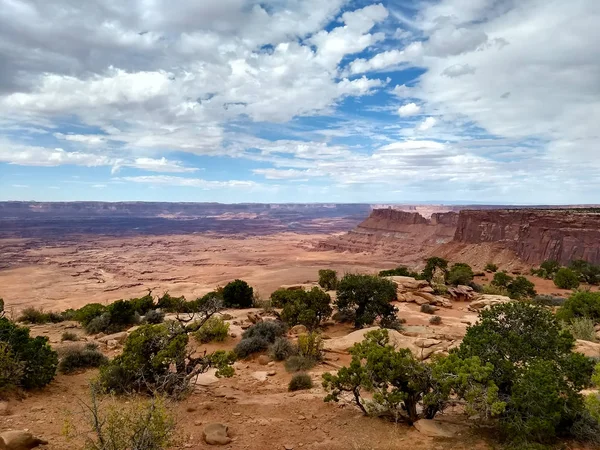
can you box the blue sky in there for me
[1,0,599,203]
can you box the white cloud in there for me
[417,117,437,131]
[121,175,264,190]
[441,64,476,78]
[397,102,421,117]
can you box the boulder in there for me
[106,339,119,349]
[202,423,232,445]
[195,368,219,387]
[405,293,429,305]
[413,419,456,438]
[97,331,128,344]
[251,371,269,382]
[448,285,476,302]
[247,312,262,324]
[413,292,437,303]
[385,276,429,290]
[575,340,600,357]
[468,295,511,311]
[0,430,47,450]
[419,286,435,294]
[290,325,308,335]
[414,338,442,349]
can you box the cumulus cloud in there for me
[397,103,421,117]
[417,117,437,131]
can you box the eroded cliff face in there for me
[319,208,458,262]
[454,209,600,265]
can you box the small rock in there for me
[268,361,275,366]
[203,423,232,445]
[0,430,48,450]
[290,324,308,335]
[106,339,118,349]
[257,355,271,365]
[251,371,268,382]
[267,370,276,376]
[284,445,294,450]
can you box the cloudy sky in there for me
[0,0,598,203]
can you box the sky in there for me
[0,0,599,204]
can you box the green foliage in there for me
[378,266,421,278]
[482,284,509,296]
[554,268,581,289]
[18,307,64,324]
[289,373,313,391]
[563,317,597,342]
[569,260,600,285]
[106,300,137,329]
[422,257,448,282]
[507,276,537,300]
[323,330,503,423]
[541,260,561,278]
[69,390,177,450]
[74,303,108,326]
[446,263,474,286]
[485,263,498,273]
[85,313,111,334]
[234,337,269,359]
[129,294,155,315]
[144,309,165,324]
[61,331,79,342]
[297,331,324,361]
[458,302,594,445]
[420,304,436,314]
[0,317,58,389]
[156,293,186,312]
[234,321,287,358]
[556,290,600,323]
[531,295,566,307]
[0,342,23,395]
[491,271,513,288]
[335,274,397,329]
[0,298,4,318]
[280,288,332,330]
[194,316,230,344]
[285,355,317,373]
[98,323,235,397]
[269,337,297,361]
[318,269,338,290]
[270,289,305,308]
[222,279,254,308]
[59,343,108,374]
[429,315,442,325]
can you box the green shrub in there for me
[270,289,305,308]
[531,295,566,307]
[281,288,332,330]
[420,304,436,314]
[18,307,63,324]
[285,355,317,373]
[74,303,107,326]
[422,257,449,282]
[85,313,111,334]
[331,309,355,324]
[107,300,137,328]
[378,266,421,278]
[98,323,235,397]
[67,390,177,450]
[323,329,503,423]
[0,342,23,394]
[242,321,287,342]
[540,260,561,278]
[569,260,600,285]
[129,294,155,315]
[336,274,397,329]
[485,263,498,273]
[297,332,323,361]
[234,337,269,359]
[556,291,600,323]
[58,343,108,374]
[156,293,186,313]
[554,268,581,289]
[507,276,537,300]
[289,373,313,391]
[0,317,58,389]
[563,317,596,342]
[429,315,442,325]
[482,284,509,296]
[446,263,474,286]
[269,337,297,361]
[194,316,230,344]
[222,280,254,308]
[318,269,338,290]
[491,271,513,288]
[144,309,165,324]
[61,331,79,342]
[458,302,594,445]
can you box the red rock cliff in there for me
[454,209,600,265]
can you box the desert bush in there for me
[289,373,313,391]
[129,294,155,315]
[156,293,186,312]
[18,307,63,324]
[458,302,594,445]
[446,263,474,286]
[243,321,287,342]
[379,315,405,331]
[285,355,317,373]
[507,276,537,300]
[540,260,561,278]
[66,389,177,450]
[491,271,513,288]
[569,260,600,285]
[323,329,503,423]
[281,287,332,330]
[269,337,297,361]
[378,266,421,278]
[144,309,165,324]
[270,289,306,308]
[531,295,566,307]
[482,284,509,296]
[485,263,498,273]
[107,300,137,329]
[336,274,397,329]
[563,317,596,342]
[85,313,111,334]
[0,342,23,395]
[422,257,449,282]
[331,309,355,324]
[234,337,269,359]
[222,279,254,308]
[98,323,235,397]
[58,343,108,374]
[74,303,107,326]
[297,332,324,361]
[429,315,442,325]
[420,304,436,314]
[556,291,600,323]
[0,317,58,389]
[61,331,79,342]
[554,268,581,289]
[194,316,230,344]
[318,269,338,290]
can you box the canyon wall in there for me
[453,209,600,265]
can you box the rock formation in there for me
[453,209,600,265]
